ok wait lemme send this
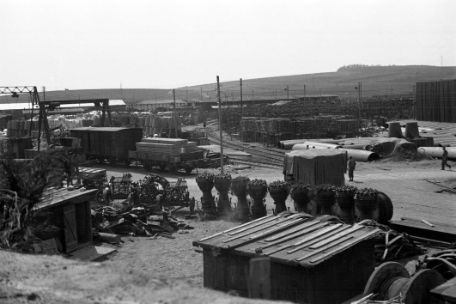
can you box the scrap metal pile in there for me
[91,173,195,237]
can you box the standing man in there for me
[442,146,451,170]
[348,156,356,182]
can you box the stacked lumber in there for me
[135,137,200,156]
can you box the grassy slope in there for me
[1,65,455,104]
[187,65,456,99]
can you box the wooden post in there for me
[240,78,243,118]
[173,89,178,138]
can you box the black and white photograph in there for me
[1,0,455,303]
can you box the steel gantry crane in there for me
[1,86,113,151]
[0,86,51,150]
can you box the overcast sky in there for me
[1,0,455,90]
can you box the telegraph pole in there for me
[356,82,362,134]
[303,84,306,99]
[285,85,289,100]
[217,76,224,174]
[200,87,203,102]
[173,89,178,137]
[240,78,243,118]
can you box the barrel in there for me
[405,122,419,139]
[388,122,403,138]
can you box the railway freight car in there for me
[70,127,143,164]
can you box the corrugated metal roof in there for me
[0,99,125,111]
[79,167,106,178]
[71,127,135,132]
[194,212,380,267]
[136,99,187,105]
[34,187,98,211]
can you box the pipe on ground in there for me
[417,147,456,160]
[292,143,379,162]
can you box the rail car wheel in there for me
[400,269,445,304]
[364,262,410,299]
[363,262,444,303]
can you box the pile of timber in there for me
[135,137,199,157]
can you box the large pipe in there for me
[279,138,341,149]
[292,143,379,162]
[293,141,342,150]
[417,147,456,160]
[340,144,373,150]
[342,148,379,162]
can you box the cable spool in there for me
[363,262,445,304]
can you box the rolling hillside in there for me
[1,65,455,104]
[187,65,456,101]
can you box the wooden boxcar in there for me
[70,127,143,163]
[193,212,380,304]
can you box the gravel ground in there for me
[1,157,455,303]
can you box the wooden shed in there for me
[34,187,98,253]
[284,149,347,186]
[193,212,380,304]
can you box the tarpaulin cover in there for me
[284,149,347,186]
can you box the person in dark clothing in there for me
[348,156,356,181]
[442,146,451,170]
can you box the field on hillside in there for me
[1,65,455,105]
[189,65,456,100]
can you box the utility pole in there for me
[285,85,289,100]
[186,86,189,102]
[240,78,243,118]
[200,87,203,102]
[355,81,362,134]
[303,84,306,99]
[173,89,178,137]
[217,76,224,174]
[42,86,46,101]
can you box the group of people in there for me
[346,146,452,182]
